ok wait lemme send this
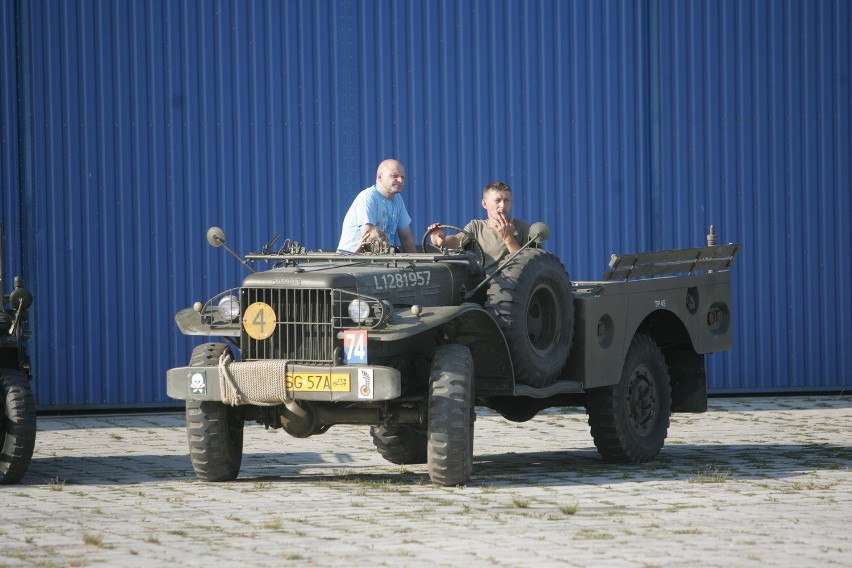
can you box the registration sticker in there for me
[343,330,368,364]
[357,368,374,399]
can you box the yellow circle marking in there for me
[243,302,277,340]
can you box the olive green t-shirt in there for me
[463,219,532,274]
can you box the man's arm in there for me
[427,222,466,249]
[353,223,376,252]
[501,233,521,253]
[397,226,416,253]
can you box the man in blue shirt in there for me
[338,159,417,253]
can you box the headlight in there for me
[347,298,371,324]
[217,295,241,321]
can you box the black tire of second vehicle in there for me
[586,334,672,463]
[485,248,574,388]
[185,343,244,482]
[427,344,475,486]
[0,369,36,484]
[370,424,427,465]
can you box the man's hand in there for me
[427,222,446,246]
[355,223,376,252]
[490,212,516,240]
[356,232,373,252]
[490,213,520,252]
[427,222,466,249]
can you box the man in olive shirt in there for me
[427,181,531,274]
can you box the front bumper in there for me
[166,361,401,404]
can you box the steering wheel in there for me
[421,224,485,265]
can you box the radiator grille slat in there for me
[241,288,335,364]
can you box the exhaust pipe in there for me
[278,401,424,437]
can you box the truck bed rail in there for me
[603,243,741,281]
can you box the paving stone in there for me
[1,396,850,567]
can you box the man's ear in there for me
[481,199,488,210]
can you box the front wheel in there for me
[0,370,36,484]
[185,343,244,481]
[586,334,671,463]
[427,344,475,486]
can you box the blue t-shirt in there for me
[337,185,412,251]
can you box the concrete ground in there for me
[1,396,850,567]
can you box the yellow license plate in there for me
[284,373,350,392]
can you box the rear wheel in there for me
[0,370,36,484]
[427,344,475,486]
[185,343,244,481]
[586,334,671,463]
[370,425,427,465]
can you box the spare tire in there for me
[485,249,574,388]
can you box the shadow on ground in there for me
[21,442,850,487]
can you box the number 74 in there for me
[343,330,368,364]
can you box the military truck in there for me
[167,223,740,486]
[0,223,36,484]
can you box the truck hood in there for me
[241,259,478,307]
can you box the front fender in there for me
[368,303,485,341]
[371,303,515,396]
[175,307,240,337]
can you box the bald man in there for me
[337,159,416,253]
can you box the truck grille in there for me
[241,288,335,364]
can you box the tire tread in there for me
[185,343,243,482]
[587,334,671,463]
[0,370,36,484]
[427,344,475,486]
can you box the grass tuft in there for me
[689,466,733,483]
[559,502,579,515]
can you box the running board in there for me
[514,380,583,398]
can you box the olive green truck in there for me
[167,224,740,486]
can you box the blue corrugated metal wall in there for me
[1,0,849,409]
[656,0,852,391]
[1,0,22,274]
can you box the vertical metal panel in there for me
[656,0,851,391]
[7,0,851,408]
[1,0,22,283]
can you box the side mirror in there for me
[204,226,256,273]
[529,222,550,244]
[10,277,33,312]
[206,226,226,248]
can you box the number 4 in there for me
[252,307,266,334]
